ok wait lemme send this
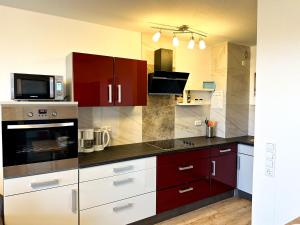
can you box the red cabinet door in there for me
[157,149,210,190]
[114,58,147,106]
[210,151,237,196]
[157,179,210,213]
[72,53,114,107]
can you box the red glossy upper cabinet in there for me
[69,53,114,107]
[114,58,147,106]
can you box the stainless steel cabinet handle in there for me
[113,203,133,212]
[113,178,134,186]
[71,189,77,213]
[238,156,241,170]
[113,165,134,173]
[178,165,194,171]
[108,84,113,103]
[220,149,232,153]
[117,84,122,103]
[7,122,74,129]
[30,179,59,189]
[178,187,194,194]
[212,161,216,176]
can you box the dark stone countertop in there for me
[79,136,254,168]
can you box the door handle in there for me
[30,179,59,189]
[238,156,241,170]
[211,161,216,176]
[117,84,121,103]
[71,189,77,213]
[178,165,194,171]
[178,187,194,194]
[108,84,113,103]
[220,149,232,153]
[8,122,74,129]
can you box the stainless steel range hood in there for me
[148,49,189,95]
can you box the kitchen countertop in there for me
[79,136,254,168]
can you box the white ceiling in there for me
[0,0,257,45]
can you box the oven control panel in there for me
[1,104,78,121]
[26,109,58,119]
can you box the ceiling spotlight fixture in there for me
[152,30,161,42]
[172,34,179,47]
[199,39,206,49]
[188,36,195,49]
[150,23,207,50]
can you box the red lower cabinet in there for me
[210,145,237,196]
[157,179,210,214]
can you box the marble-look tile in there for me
[175,105,210,138]
[142,95,175,142]
[248,105,255,136]
[226,104,249,138]
[78,106,142,146]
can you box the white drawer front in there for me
[80,157,156,182]
[80,168,156,209]
[4,169,78,196]
[80,192,156,225]
[238,144,254,156]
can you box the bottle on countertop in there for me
[187,90,191,103]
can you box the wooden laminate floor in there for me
[156,197,252,225]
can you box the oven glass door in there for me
[2,119,78,167]
[14,74,54,99]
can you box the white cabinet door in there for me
[80,168,156,209]
[237,154,253,194]
[80,192,156,225]
[4,184,78,225]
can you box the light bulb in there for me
[188,36,195,49]
[152,31,161,42]
[199,39,206,49]
[172,35,179,47]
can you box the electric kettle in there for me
[94,128,110,151]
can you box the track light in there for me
[172,34,179,47]
[188,36,195,49]
[152,31,161,42]
[199,39,206,49]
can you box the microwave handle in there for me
[7,122,75,130]
[49,77,54,98]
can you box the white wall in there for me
[253,1,300,224]
[0,5,141,101]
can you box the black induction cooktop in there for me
[147,138,196,150]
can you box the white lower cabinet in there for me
[80,192,156,225]
[4,184,78,225]
[237,145,254,194]
[80,168,156,209]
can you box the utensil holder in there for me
[206,126,215,138]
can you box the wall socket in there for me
[102,126,112,132]
[194,120,202,126]
[265,143,276,177]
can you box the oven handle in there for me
[7,122,75,130]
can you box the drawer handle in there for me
[113,178,134,186]
[113,165,134,173]
[178,165,194,171]
[178,187,194,194]
[113,203,133,212]
[30,179,59,189]
[220,149,232,153]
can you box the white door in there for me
[237,153,254,194]
[4,184,78,225]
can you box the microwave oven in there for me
[11,73,65,101]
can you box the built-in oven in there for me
[1,103,78,178]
